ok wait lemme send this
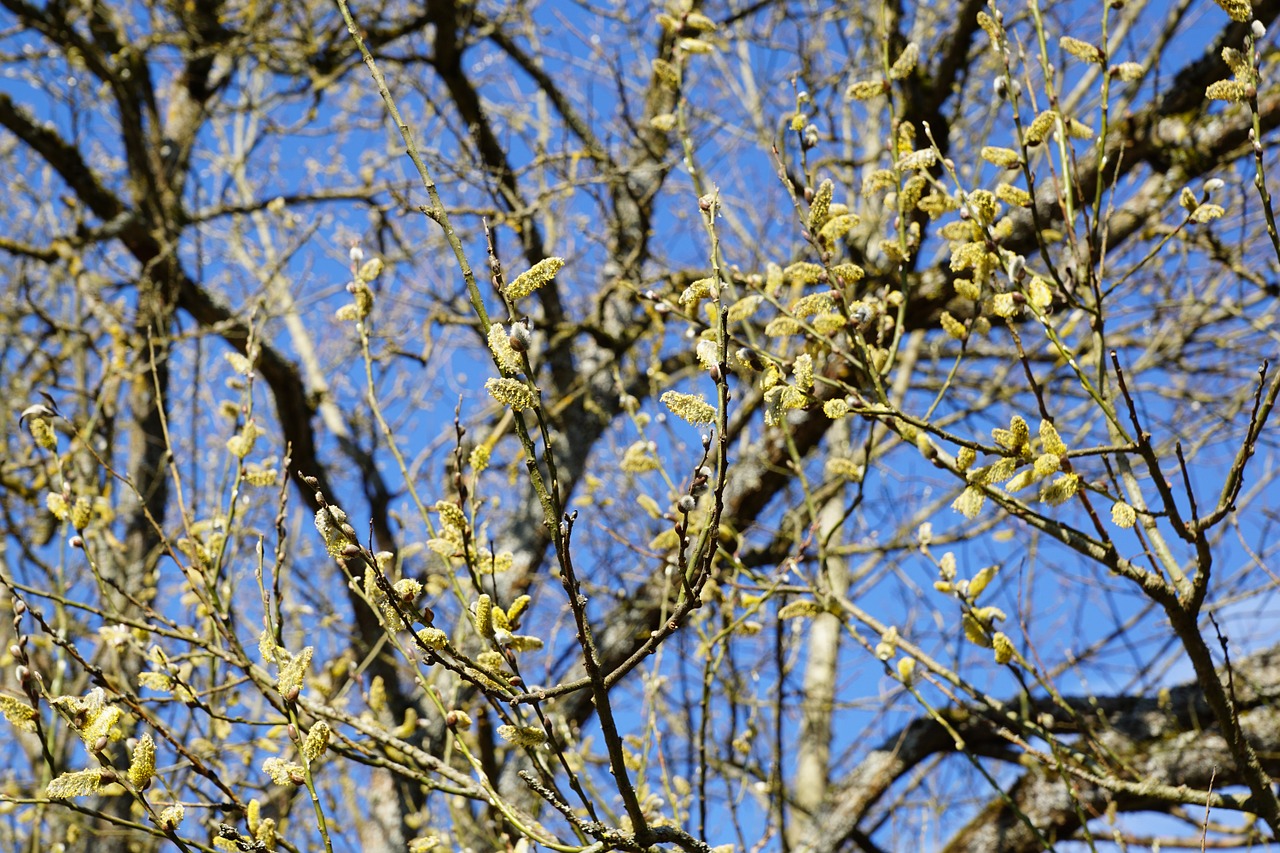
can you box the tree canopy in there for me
[2,0,1280,851]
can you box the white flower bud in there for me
[508,320,532,353]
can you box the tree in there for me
[2,0,1279,850]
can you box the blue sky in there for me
[3,0,1280,850]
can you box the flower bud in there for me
[508,321,532,353]
[26,416,57,451]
